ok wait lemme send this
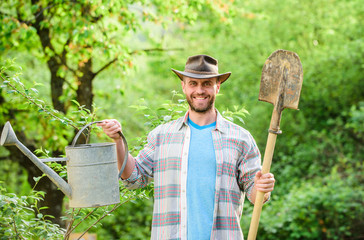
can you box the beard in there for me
[186,94,215,113]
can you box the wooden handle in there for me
[247,132,277,240]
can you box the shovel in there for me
[247,49,303,240]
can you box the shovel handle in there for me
[248,132,277,240]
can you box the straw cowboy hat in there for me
[171,55,231,83]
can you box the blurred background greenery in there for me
[0,0,363,239]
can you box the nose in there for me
[196,84,205,94]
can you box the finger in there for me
[97,119,113,126]
[257,177,275,184]
[260,173,274,179]
[256,181,275,188]
[105,120,121,130]
[96,120,107,126]
[96,119,122,139]
[105,123,120,132]
[255,171,262,179]
[255,183,275,192]
[111,119,121,126]
[101,122,117,132]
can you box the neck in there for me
[188,108,217,126]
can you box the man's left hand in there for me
[254,171,275,193]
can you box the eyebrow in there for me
[187,78,214,83]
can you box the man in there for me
[98,55,275,240]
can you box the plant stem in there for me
[76,188,133,240]
[1,74,79,131]
[11,216,26,240]
[63,208,97,239]
[76,200,130,240]
[64,208,77,240]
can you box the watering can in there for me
[0,121,128,208]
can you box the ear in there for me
[216,80,221,94]
[181,79,186,94]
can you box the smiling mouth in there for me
[193,96,208,100]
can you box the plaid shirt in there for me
[123,110,261,240]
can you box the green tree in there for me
[0,0,235,226]
[2,0,363,238]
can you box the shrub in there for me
[258,165,364,240]
[0,181,64,239]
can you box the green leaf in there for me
[33,176,43,183]
[30,88,39,94]
[71,100,80,106]
[163,115,172,122]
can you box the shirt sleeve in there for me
[237,133,262,203]
[121,127,158,189]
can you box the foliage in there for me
[221,105,250,125]
[0,59,108,151]
[0,174,154,240]
[0,0,237,226]
[130,90,187,129]
[88,188,154,239]
[1,59,77,129]
[61,186,153,240]
[148,0,364,238]
[0,0,363,238]
[258,165,364,240]
[0,180,64,239]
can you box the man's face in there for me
[181,77,221,113]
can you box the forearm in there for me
[114,138,136,180]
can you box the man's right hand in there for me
[97,119,122,140]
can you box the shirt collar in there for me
[178,109,227,134]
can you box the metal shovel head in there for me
[259,50,303,110]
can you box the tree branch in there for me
[58,37,78,77]
[0,156,9,161]
[130,47,184,55]
[93,58,118,77]
[0,3,54,26]
[25,4,56,24]
[26,0,59,25]
[93,47,184,77]
[0,74,79,131]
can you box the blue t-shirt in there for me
[187,118,217,239]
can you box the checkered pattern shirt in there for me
[123,110,262,240]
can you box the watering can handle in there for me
[71,121,129,179]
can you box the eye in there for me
[189,81,197,86]
[204,81,212,86]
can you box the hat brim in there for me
[171,69,231,83]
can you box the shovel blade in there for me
[259,50,303,110]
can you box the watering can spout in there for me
[1,121,18,146]
[1,121,72,198]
